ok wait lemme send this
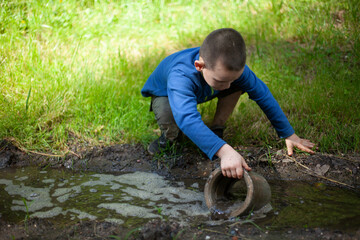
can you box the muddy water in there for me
[0,167,209,227]
[263,180,360,231]
[1,167,360,233]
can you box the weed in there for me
[22,198,33,231]
[231,208,264,232]
[243,216,264,232]
[25,86,31,114]
[173,228,186,240]
[265,145,274,167]
[152,142,182,170]
[154,205,163,215]
[154,205,168,221]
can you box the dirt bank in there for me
[1,139,360,239]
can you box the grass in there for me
[0,0,359,155]
[22,198,33,231]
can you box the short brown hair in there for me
[199,28,246,71]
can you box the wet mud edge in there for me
[1,139,360,240]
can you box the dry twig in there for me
[287,155,354,189]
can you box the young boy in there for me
[141,28,315,179]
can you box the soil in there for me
[1,139,360,240]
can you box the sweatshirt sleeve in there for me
[235,66,295,138]
[167,71,226,160]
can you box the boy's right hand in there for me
[216,144,251,179]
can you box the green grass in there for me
[1,0,359,155]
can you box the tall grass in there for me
[0,0,359,154]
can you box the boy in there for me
[141,28,315,179]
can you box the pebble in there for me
[89,189,97,193]
[101,194,113,197]
[30,193,39,198]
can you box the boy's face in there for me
[195,57,244,91]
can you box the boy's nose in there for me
[220,83,231,91]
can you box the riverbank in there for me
[1,139,359,239]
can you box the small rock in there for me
[314,164,330,176]
[0,152,12,169]
[64,160,73,169]
[30,193,39,197]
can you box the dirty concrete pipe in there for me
[204,168,271,218]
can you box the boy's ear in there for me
[194,59,205,72]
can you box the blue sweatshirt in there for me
[141,47,294,160]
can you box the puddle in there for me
[0,167,209,227]
[0,167,359,233]
[259,180,360,232]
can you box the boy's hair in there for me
[199,28,246,71]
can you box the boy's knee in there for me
[152,97,175,123]
[151,96,180,141]
[161,123,180,142]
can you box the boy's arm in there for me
[235,66,315,155]
[167,72,227,160]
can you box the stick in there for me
[287,155,354,189]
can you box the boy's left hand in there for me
[285,133,315,156]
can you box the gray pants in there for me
[151,96,180,141]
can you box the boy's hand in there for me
[216,144,251,179]
[285,133,315,156]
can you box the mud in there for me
[1,139,360,239]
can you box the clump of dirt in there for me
[138,219,181,240]
[1,139,360,239]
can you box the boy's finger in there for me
[304,147,315,154]
[236,167,243,179]
[287,145,294,156]
[297,144,315,154]
[242,162,252,171]
[231,169,238,179]
[302,139,315,148]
